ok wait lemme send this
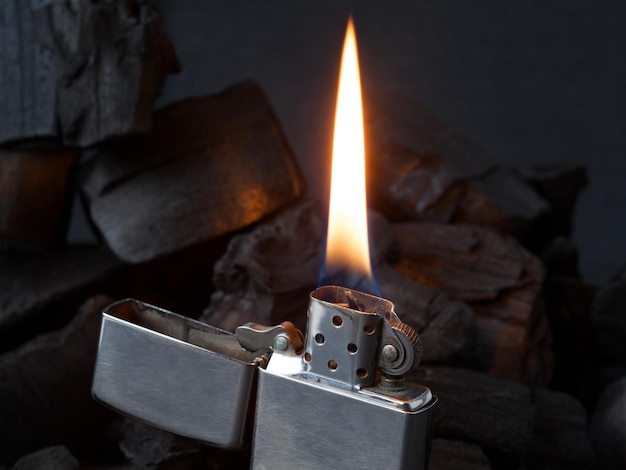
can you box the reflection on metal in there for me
[92,287,436,469]
[92,299,262,448]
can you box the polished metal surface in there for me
[307,286,422,385]
[236,321,304,354]
[251,286,436,469]
[92,299,262,448]
[252,360,436,470]
[92,289,436,469]
[307,287,384,387]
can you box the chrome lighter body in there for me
[92,287,436,469]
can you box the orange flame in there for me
[324,17,373,286]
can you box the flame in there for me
[323,17,374,291]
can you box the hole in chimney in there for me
[347,343,357,354]
[332,315,343,326]
[328,360,338,370]
[315,333,325,344]
[356,368,368,378]
[304,352,311,362]
[363,324,375,335]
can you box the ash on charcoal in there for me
[0,0,179,146]
[78,81,306,264]
[0,295,116,466]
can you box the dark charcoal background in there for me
[71,0,626,285]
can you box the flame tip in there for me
[324,13,375,290]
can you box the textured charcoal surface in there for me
[409,366,535,456]
[525,388,596,470]
[0,247,123,353]
[201,199,476,367]
[78,81,306,264]
[376,264,477,366]
[366,92,548,235]
[119,418,249,470]
[0,295,116,466]
[0,0,179,146]
[393,222,552,384]
[589,377,626,470]
[10,446,79,470]
[429,439,492,470]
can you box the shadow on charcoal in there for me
[0,296,119,466]
[119,418,250,470]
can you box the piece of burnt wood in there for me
[78,81,306,263]
[517,164,588,251]
[376,264,476,365]
[201,199,341,332]
[429,440,492,470]
[0,246,123,354]
[393,222,553,384]
[0,296,117,466]
[10,446,79,470]
[201,200,476,366]
[0,148,77,247]
[543,277,598,403]
[409,366,534,459]
[0,0,179,147]
[525,388,596,470]
[365,91,548,236]
[209,198,393,298]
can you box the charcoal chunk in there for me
[0,0,179,146]
[409,366,534,456]
[0,295,116,465]
[78,81,306,263]
[429,439,492,470]
[202,200,476,368]
[0,247,123,352]
[366,92,548,235]
[526,388,596,470]
[393,222,552,383]
[589,377,626,470]
[10,446,78,470]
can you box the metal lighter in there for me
[92,285,437,469]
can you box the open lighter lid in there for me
[92,299,265,449]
